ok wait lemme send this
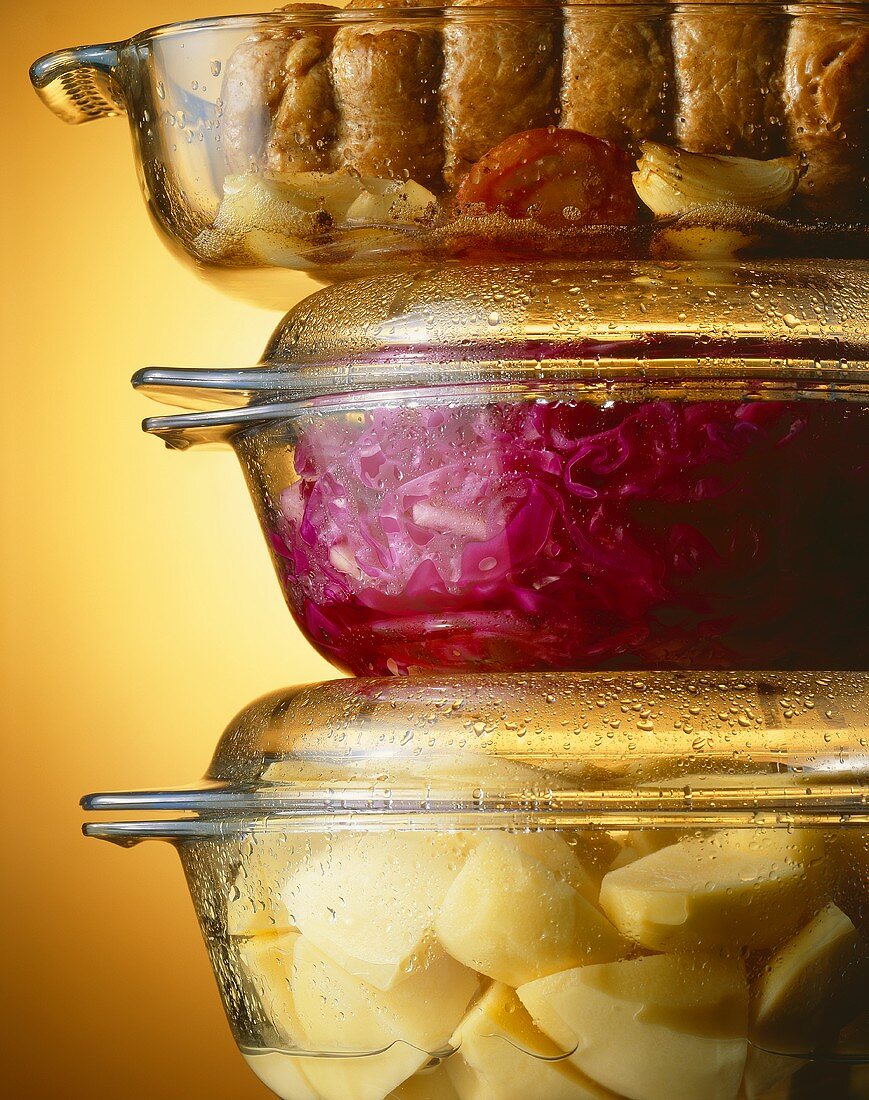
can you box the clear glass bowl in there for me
[136,261,869,676]
[31,4,869,305]
[83,671,869,1100]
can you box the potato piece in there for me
[509,831,600,904]
[652,225,760,261]
[239,931,308,1045]
[447,982,619,1100]
[283,831,471,990]
[752,903,869,1054]
[243,1050,319,1100]
[262,750,560,794]
[608,829,683,871]
[242,228,320,268]
[228,833,321,937]
[389,1066,460,1099]
[292,937,478,1100]
[435,834,629,987]
[741,1046,805,1100]
[599,829,824,952]
[828,829,869,937]
[238,933,319,1099]
[213,174,327,237]
[518,953,749,1100]
[345,180,438,225]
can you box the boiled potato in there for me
[261,753,566,794]
[345,180,437,226]
[752,902,869,1053]
[228,833,322,937]
[435,834,629,986]
[828,829,869,937]
[239,931,307,1047]
[292,936,478,1100]
[241,229,319,269]
[607,829,683,872]
[518,953,749,1100]
[213,174,324,236]
[284,831,471,990]
[446,982,618,1100]
[741,1047,805,1100]
[599,829,824,952]
[242,1049,319,1100]
[389,1066,460,1099]
[509,832,600,903]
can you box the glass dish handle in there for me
[30,44,125,124]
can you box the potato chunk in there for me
[599,829,824,952]
[228,833,321,936]
[284,831,471,990]
[508,831,600,904]
[447,982,618,1100]
[752,902,869,1053]
[390,1066,460,1099]
[435,834,629,986]
[292,937,478,1100]
[518,953,749,1100]
[239,931,308,1046]
[243,1049,319,1100]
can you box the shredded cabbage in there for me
[266,398,869,674]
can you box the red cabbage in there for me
[264,397,869,674]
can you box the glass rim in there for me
[137,370,869,448]
[82,788,869,841]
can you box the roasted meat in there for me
[441,0,561,186]
[223,4,336,176]
[784,14,869,212]
[331,0,444,186]
[671,4,786,158]
[561,2,670,146]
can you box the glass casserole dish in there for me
[136,261,869,676]
[30,3,869,305]
[83,671,869,1100]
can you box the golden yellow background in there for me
[4,3,340,1096]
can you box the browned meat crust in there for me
[222,34,297,174]
[265,24,338,175]
[223,4,337,176]
[331,0,444,186]
[672,7,786,158]
[561,5,670,146]
[784,15,869,213]
[441,0,561,186]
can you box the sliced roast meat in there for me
[265,21,338,175]
[784,13,869,213]
[672,3,786,158]
[441,0,561,186]
[561,2,671,146]
[223,4,337,175]
[223,34,297,174]
[331,0,444,187]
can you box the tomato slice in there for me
[454,127,637,228]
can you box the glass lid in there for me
[83,671,869,839]
[134,261,869,416]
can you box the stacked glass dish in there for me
[33,4,869,1099]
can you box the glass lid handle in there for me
[30,44,125,125]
